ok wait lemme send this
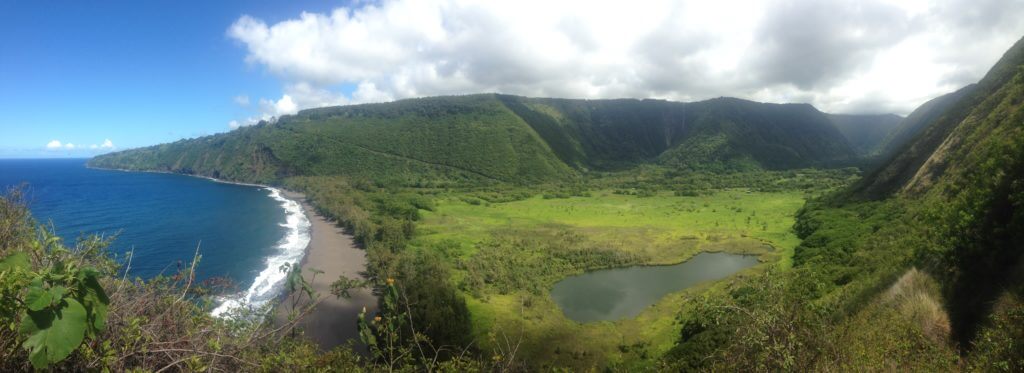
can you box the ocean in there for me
[0,158,310,314]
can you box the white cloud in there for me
[262,94,298,116]
[230,86,346,128]
[227,0,1024,115]
[44,139,114,152]
[228,116,271,130]
[234,95,250,106]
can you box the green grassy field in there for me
[409,189,806,368]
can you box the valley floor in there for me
[409,189,806,369]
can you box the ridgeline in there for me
[89,94,871,184]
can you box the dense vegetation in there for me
[89,93,882,185]
[877,84,978,158]
[62,33,1024,371]
[663,35,1024,371]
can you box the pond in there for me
[550,252,759,322]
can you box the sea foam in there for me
[211,187,311,318]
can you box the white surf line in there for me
[210,187,311,318]
[85,166,314,318]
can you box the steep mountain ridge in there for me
[878,85,977,157]
[853,35,1024,199]
[502,95,858,171]
[91,94,861,183]
[91,95,575,185]
[842,34,1024,347]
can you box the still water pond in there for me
[551,252,759,322]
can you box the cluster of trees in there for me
[590,166,860,196]
[663,193,957,370]
[458,229,644,297]
[283,176,477,354]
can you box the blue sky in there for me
[3,0,1022,158]
[0,0,352,158]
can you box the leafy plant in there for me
[1,230,110,369]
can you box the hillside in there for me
[826,113,904,156]
[501,95,858,171]
[664,35,1024,371]
[853,35,1024,199]
[891,35,1024,345]
[89,95,575,185]
[877,85,977,157]
[91,95,859,183]
[843,33,1024,354]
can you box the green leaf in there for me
[48,286,67,304]
[20,298,88,369]
[78,270,109,332]
[25,279,51,312]
[0,251,29,272]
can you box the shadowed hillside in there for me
[878,85,977,158]
[826,113,904,156]
[852,35,1024,200]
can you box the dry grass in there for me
[821,268,960,371]
[884,268,952,344]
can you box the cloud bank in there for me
[45,139,114,152]
[227,0,1024,128]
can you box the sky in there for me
[2,0,1024,158]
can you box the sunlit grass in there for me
[410,189,807,369]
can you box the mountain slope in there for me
[851,36,1024,199]
[500,95,857,172]
[878,85,977,158]
[90,95,575,185]
[91,94,858,184]
[666,35,1024,371]
[847,34,1024,346]
[826,113,904,156]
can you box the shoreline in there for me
[274,190,378,350]
[89,165,377,349]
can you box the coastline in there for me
[89,165,377,349]
[274,190,378,350]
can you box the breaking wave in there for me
[211,187,310,318]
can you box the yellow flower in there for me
[386,277,395,286]
[373,316,382,323]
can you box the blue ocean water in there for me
[0,158,309,311]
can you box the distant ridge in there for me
[90,94,866,185]
[826,113,904,156]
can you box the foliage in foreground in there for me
[0,186,536,371]
[0,189,367,371]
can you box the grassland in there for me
[408,189,807,369]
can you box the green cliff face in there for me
[90,94,860,184]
